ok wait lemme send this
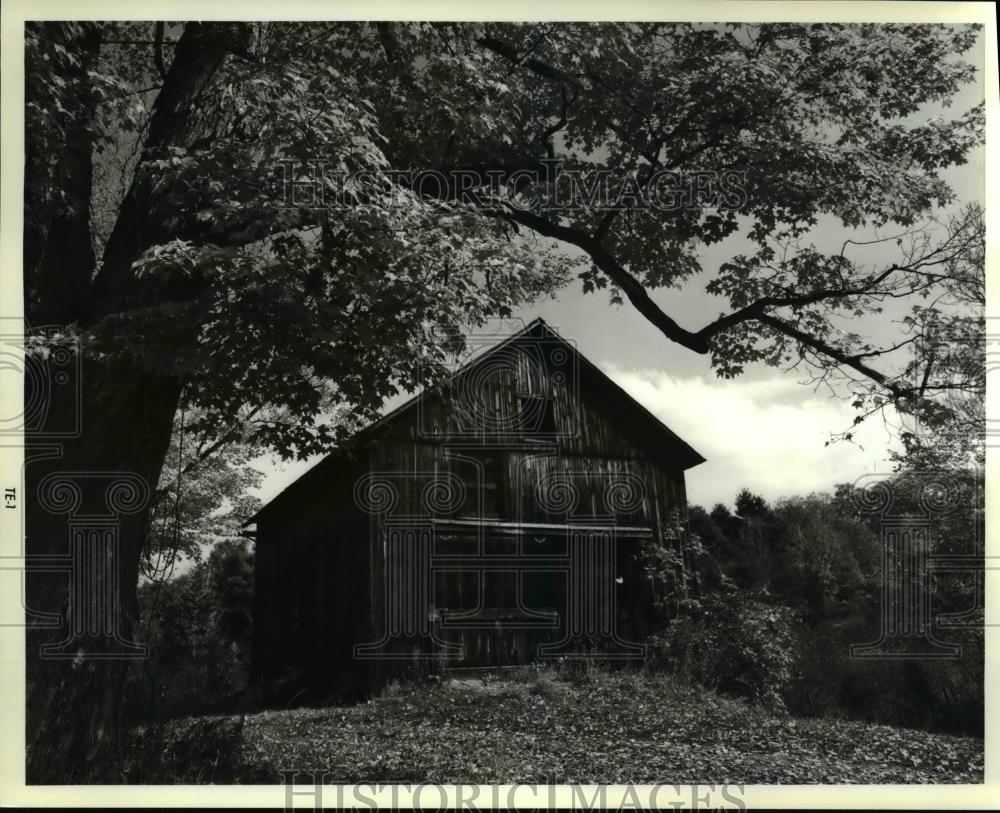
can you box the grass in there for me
[132,665,983,784]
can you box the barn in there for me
[248,318,704,699]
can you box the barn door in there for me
[434,531,559,667]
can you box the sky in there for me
[252,32,986,512]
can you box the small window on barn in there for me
[454,451,505,518]
[516,393,556,435]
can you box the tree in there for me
[827,283,985,730]
[687,505,729,555]
[769,494,880,618]
[132,538,256,742]
[24,21,569,780]
[142,406,264,582]
[469,24,983,419]
[730,490,778,586]
[734,489,769,520]
[22,21,982,779]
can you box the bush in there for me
[648,590,800,710]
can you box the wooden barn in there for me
[248,319,704,699]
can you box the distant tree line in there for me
[652,461,983,735]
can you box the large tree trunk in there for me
[25,368,183,782]
[23,22,250,782]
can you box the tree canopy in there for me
[25,21,984,459]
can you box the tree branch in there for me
[90,22,253,319]
[497,206,918,400]
[693,264,901,345]
[754,314,901,395]
[500,206,708,351]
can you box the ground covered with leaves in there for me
[138,667,983,784]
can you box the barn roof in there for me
[249,318,704,523]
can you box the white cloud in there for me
[600,364,904,509]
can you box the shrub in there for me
[649,590,800,710]
[528,670,567,700]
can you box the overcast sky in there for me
[253,33,985,511]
